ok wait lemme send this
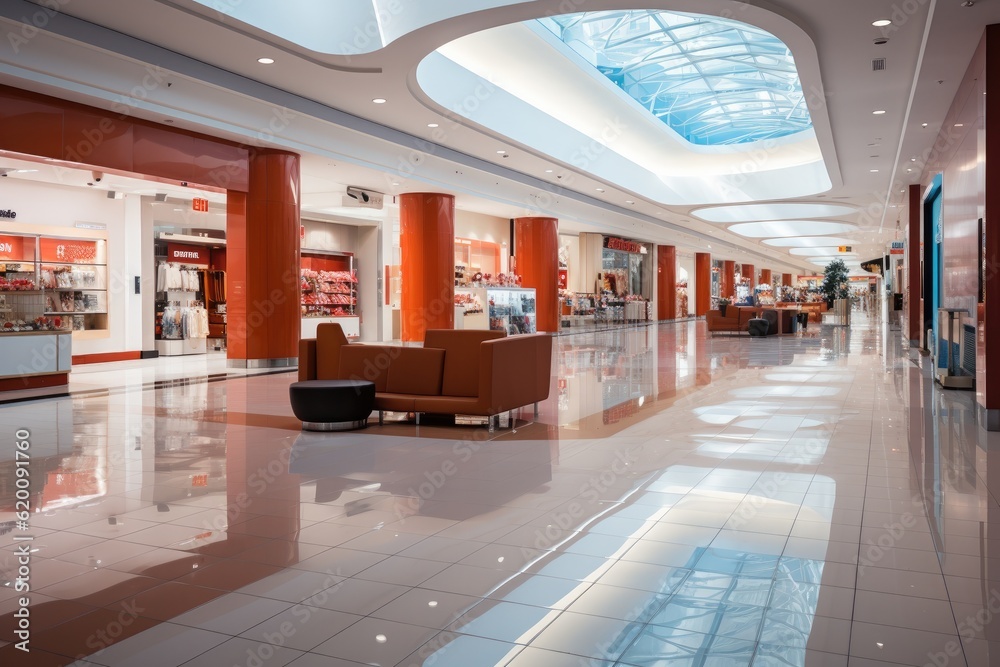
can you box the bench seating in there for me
[298,324,552,429]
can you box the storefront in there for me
[300,218,380,341]
[450,211,537,335]
[558,232,654,329]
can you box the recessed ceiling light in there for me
[906,168,913,172]
[910,157,917,161]
[391,182,399,186]
[921,123,928,127]
[872,110,886,115]
[596,188,605,192]
[955,123,964,127]
[870,169,879,172]
[372,98,387,104]
[427,123,439,128]
[496,150,506,154]
[257,57,275,64]
[544,169,553,173]
[872,19,892,27]
[625,200,634,204]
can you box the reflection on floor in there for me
[1,315,996,666]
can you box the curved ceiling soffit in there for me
[398,0,842,201]
[161,0,548,73]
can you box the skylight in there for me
[538,10,812,146]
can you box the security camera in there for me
[344,186,384,209]
[346,186,371,203]
[91,170,104,183]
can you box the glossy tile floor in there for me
[1,313,997,666]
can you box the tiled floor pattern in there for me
[1,313,997,666]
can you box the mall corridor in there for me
[1,316,996,667]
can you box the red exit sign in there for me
[192,198,209,212]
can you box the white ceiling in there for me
[0,0,993,273]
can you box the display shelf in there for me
[301,250,357,320]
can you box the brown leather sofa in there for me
[706,307,758,335]
[298,323,552,428]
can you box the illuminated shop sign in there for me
[603,236,645,254]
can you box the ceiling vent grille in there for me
[872,58,886,72]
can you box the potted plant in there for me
[822,259,851,324]
[717,297,731,317]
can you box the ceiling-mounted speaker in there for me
[107,190,123,200]
[154,193,167,202]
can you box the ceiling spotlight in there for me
[544,169,553,173]
[954,123,964,127]
[921,123,928,127]
[872,110,886,115]
[625,200,634,204]
[496,150,506,154]
[910,157,917,161]
[907,168,913,173]
[427,123,439,128]
[870,169,879,173]
[872,19,892,27]
[372,98,387,104]
[257,57,275,64]
[596,188,605,192]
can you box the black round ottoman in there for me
[289,380,376,431]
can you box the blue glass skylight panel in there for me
[538,10,812,145]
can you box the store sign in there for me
[167,242,209,265]
[890,241,905,255]
[0,209,16,220]
[40,237,98,263]
[603,236,645,254]
[192,198,209,212]
[0,235,24,260]
[837,246,852,253]
[558,268,568,290]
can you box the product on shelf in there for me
[300,266,357,317]
[454,291,483,314]
[0,277,37,291]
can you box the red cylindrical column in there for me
[744,264,755,291]
[782,273,793,287]
[227,149,300,366]
[722,260,736,299]
[695,253,711,316]
[514,217,559,333]
[400,193,455,342]
[657,245,676,320]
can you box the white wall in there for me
[456,210,510,273]
[0,178,133,357]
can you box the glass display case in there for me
[456,287,536,334]
[487,287,536,335]
[0,232,73,382]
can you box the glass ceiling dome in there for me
[538,10,812,146]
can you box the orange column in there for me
[695,253,711,316]
[722,260,736,299]
[760,269,772,286]
[400,193,455,342]
[514,217,559,333]
[782,273,793,287]
[657,245,676,321]
[227,149,300,367]
[744,264,755,291]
